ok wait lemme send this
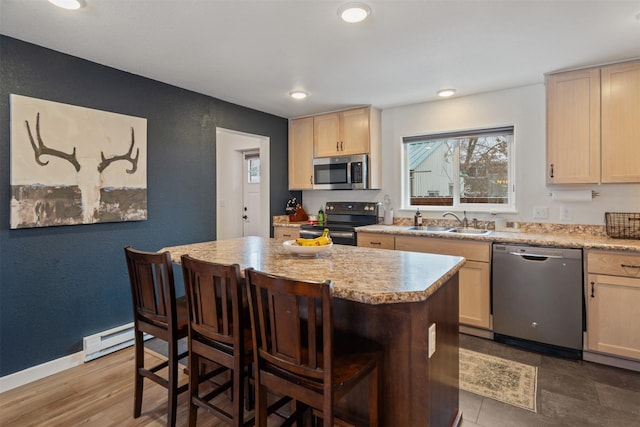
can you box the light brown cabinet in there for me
[546,59,640,184]
[357,232,395,250]
[288,117,314,190]
[273,226,300,240]
[586,250,640,361]
[601,61,640,182]
[546,68,600,184]
[314,107,372,158]
[395,236,492,330]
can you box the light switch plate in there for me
[561,206,572,221]
[428,323,436,358]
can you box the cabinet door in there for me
[459,261,491,329]
[288,117,314,189]
[395,236,491,329]
[314,112,341,157]
[273,227,300,240]
[546,69,601,184]
[601,60,640,183]
[586,273,640,360]
[357,232,395,249]
[340,107,370,155]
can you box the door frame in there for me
[215,128,270,240]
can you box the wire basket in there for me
[605,212,640,240]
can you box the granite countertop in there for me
[356,224,640,253]
[161,236,465,305]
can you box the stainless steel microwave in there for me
[312,154,369,190]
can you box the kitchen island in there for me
[162,236,466,426]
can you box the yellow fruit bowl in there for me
[282,240,333,257]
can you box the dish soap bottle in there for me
[414,208,422,229]
[317,207,324,225]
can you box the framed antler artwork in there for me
[10,94,147,228]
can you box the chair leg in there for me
[167,338,179,427]
[255,381,268,427]
[188,350,199,427]
[133,330,144,418]
[232,363,244,427]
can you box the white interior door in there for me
[215,128,270,240]
[243,151,261,236]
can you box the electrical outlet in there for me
[533,207,548,219]
[428,323,436,358]
[561,206,572,221]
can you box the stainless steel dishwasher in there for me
[492,243,583,359]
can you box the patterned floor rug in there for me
[460,348,538,412]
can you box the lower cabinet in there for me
[395,236,492,330]
[586,250,640,361]
[357,232,395,250]
[273,226,300,240]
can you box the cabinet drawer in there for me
[588,251,640,277]
[395,236,490,262]
[274,227,300,240]
[357,233,395,250]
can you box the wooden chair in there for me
[245,268,383,427]
[124,246,189,427]
[181,255,254,427]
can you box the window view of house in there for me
[404,126,514,209]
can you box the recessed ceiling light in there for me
[338,2,371,23]
[289,91,308,100]
[48,0,84,9]
[437,89,456,98]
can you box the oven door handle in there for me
[326,231,354,239]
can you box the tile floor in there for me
[459,334,640,427]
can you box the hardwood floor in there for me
[2,335,640,426]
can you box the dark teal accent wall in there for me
[0,36,299,376]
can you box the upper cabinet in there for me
[546,68,601,184]
[601,61,640,183]
[288,106,381,190]
[546,60,640,184]
[288,117,314,190]
[314,107,372,157]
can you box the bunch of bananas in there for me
[295,228,332,246]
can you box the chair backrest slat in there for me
[181,255,243,348]
[246,268,332,382]
[125,246,177,330]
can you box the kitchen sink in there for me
[407,226,450,232]
[447,227,492,235]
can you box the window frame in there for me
[402,126,516,212]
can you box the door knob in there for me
[242,215,248,220]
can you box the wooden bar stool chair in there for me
[181,255,254,427]
[245,268,383,427]
[124,246,189,427]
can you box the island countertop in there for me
[161,236,465,305]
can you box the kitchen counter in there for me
[355,224,640,253]
[161,236,465,305]
[161,236,464,426]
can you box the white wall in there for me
[302,84,640,225]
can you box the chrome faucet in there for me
[442,211,468,228]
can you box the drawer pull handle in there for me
[371,241,382,245]
[591,281,595,297]
[621,263,640,269]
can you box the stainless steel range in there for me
[299,201,379,246]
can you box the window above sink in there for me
[402,126,515,212]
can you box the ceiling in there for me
[1,0,639,119]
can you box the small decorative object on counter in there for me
[289,204,308,222]
[414,208,422,228]
[285,197,298,216]
[317,207,325,225]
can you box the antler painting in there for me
[10,95,147,228]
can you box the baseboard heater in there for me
[83,322,150,362]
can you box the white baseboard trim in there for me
[0,351,85,393]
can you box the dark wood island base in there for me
[333,274,460,427]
